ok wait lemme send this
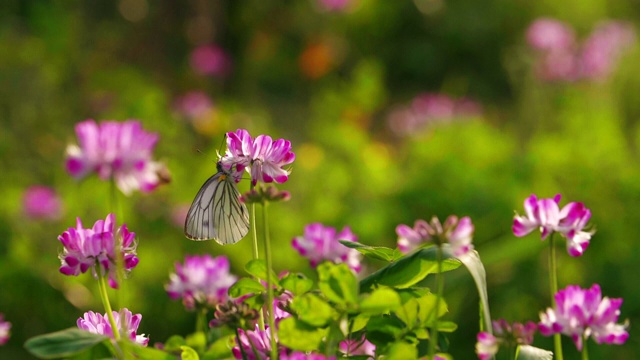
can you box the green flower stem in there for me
[98,272,121,342]
[196,308,208,334]
[261,202,278,360]
[581,334,589,360]
[549,233,563,360]
[249,185,266,332]
[429,244,444,357]
[509,344,515,360]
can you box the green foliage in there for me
[24,329,108,359]
[277,317,329,352]
[360,247,461,292]
[280,273,314,296]
[340,241,405,262]
[358,287,401,315]
[290,293,337,327]
[180,346,200,360]
[245,259,281,288]
[228,278,266,298]
[3,1,640,359]
[384,341,418,360]
[317,262,359,308]
[128,346,178,360]
[201,335,235,360]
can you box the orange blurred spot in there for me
[192,108,221,136]
[299,42,334,79]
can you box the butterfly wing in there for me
[184,172,250,244]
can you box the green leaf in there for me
[395,292,448,330]
[339,241,404,262]
[162,335,186,352]
[245,259,280,287]
[280,273,314,295]
[516,345,553,360]
[317,262,359,306]
[202,335,235,360]
[365,316,405,338]
[128,345,179,359]
[442,246,492,332]
[437,321,458,333]
[24,328,108,359]
[180,346,200,360]
[241,293,265,310]
[384,341,417,360]
[358,287,401,315]
[229,277,266,298]
[360,247,461,292]
[185,331,206,353]
[278,317,328,352]
[349,314,370,333]
[290,293,336,327]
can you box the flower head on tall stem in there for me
[292,223,362,272]
[65,119,169,195]
[77,308,149,346]
[165,255,237,311]
[222,129,295,186]
[539,284,629,351]
[396,215,475,257]
[58,213,138,289]
[513,194,594,256]
[0,314,11,345]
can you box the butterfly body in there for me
[184,162,250,244]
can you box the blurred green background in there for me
[1,0,639,358]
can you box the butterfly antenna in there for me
[216,133,228,159]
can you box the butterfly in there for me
[184,161,250,244]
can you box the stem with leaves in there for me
[261,202,278,360]
[429,244,444,357]
[250,196,266,332]
[549,233,563,360]
[98,271,120,343]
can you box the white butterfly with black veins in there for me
[184,161,250,244]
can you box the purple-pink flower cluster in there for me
[0,314,10,346]
[396,215,475,257]
[232,325,277,360]
[475,319,537,359]
[339,334,376,358]
[190,44,232,78]
[513,194,593,256]
[475,332,498,360]
[316,0,351,12]
[539,284,628,351]
[281,352,336,360]
[222,129,296,186]
[77,308,148,346]
[165,255,237,310]
[526,18,635,82]
[292,223,362,273]
[65,119,168,195]
[58,213,138,288]
[388,93,482,136]
[174,91,214,120]
[23,185,63,221]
